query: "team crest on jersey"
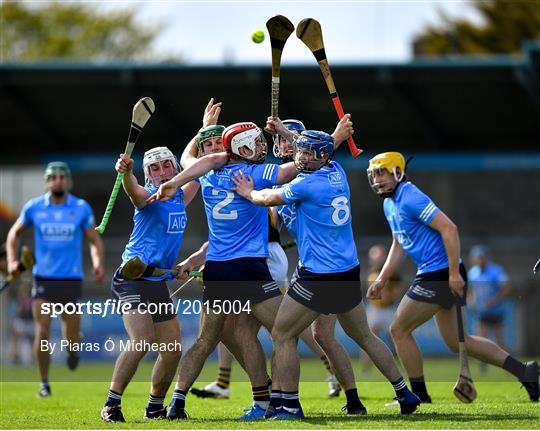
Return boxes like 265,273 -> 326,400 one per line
167,212 -> 187,234
328,171 -> 342,186
40,223 -> 76,241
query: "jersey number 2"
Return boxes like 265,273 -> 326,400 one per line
212,190 -> 238,220
331,196 -> 350,225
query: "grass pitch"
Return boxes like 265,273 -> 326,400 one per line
1,358 -> 538,429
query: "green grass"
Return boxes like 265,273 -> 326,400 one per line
1,359 -> 538,429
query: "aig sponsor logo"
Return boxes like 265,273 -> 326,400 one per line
167,212 -> 187,234
394,230 -> 413,247
40,223 -> 76,241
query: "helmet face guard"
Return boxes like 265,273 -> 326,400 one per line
44,161 -> 72,195
223,122 -> 267,164
366,152 -> 406,197
143,147 -> 180,187
293,130 -> 334,173
197,125 -> 225,155
273,119 -> 306,162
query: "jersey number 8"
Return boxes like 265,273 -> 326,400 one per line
331,196 -> 350,225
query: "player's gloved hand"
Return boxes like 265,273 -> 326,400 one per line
449,272 -> 465,298
367,280 -> 386,300
332,114 -> 354,146
202,97 -> 222,127
116,153 -> 134,174
7,260 -> 21,278
231,171 -> 254,200
93,264 -> 104,283
146,180 -> 178,204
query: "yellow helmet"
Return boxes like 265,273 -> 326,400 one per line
367,152 -> 405,175
367,152 -> 406,197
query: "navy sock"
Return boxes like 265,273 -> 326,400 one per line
147,394 -> 165,411
391,378 -> 408,398
282,390 -> 301,410
410,376 -> 428,398
502,355 -> 526,380
105,389 -> 122,407
170,389 -> 187,409
269,390 -> 283,410
345,388 -> 361,406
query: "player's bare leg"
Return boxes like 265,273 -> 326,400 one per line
145,318 -> 181,418
229,312 -> 269,387
175,311 -> 226,392
437,306 -> 538,401
311,314 -> 364,413
299,322 -> 342,396
338,303 -> 401,382
60,311 -> 82,371
191,315 -> 239,400
32,299 -> 52,396
337,302 -> 420,413
109,310 -> 156,394
271,295 -> 319,392
166,310 -> 228,419
389,296 -> 439,401
311,314 -> 356,393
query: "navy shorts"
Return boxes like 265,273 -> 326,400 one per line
32,278 -> 82,304
286,265 -> 362,315
479,313 -> 504,325
202,257 -> 281,306
111,268 -> 176,323
406,263 -> 468,310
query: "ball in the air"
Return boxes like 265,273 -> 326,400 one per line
252,30 -> 265,44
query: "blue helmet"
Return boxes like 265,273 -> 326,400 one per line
282,119 -> 306,134
273,119 -> 306,160
293,130 -> 334,172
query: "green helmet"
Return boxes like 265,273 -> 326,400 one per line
44,161 -> 71,179
197,125 -> 225,150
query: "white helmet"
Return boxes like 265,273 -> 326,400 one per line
143,146 -> 180,187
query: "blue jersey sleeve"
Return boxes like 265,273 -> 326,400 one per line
250,163 -> 279,189
402,187 -> 440,225
80,200 -> 96,230
20,200 -> 35,227
281,175 -> 308,205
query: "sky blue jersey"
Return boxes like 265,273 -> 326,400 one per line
122,184 -> 187,281
200,163 -> 278,261
20,193 -> 95,279
281,162 -> 359,274
468,262 -> 508,315
274,184 -> 297,238
383,181 -> 450,274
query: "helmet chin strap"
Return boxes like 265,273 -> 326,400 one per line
377,178 -> 406,199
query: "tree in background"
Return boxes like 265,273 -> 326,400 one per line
1,1 -> 161,62
413,0 -> 540,56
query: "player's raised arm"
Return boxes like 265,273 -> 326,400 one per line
148,152 -> 229,203
331,113 -> 354,150
181,98 -> 223,170
232,171 -> 286,207
116,153 -> 149,209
